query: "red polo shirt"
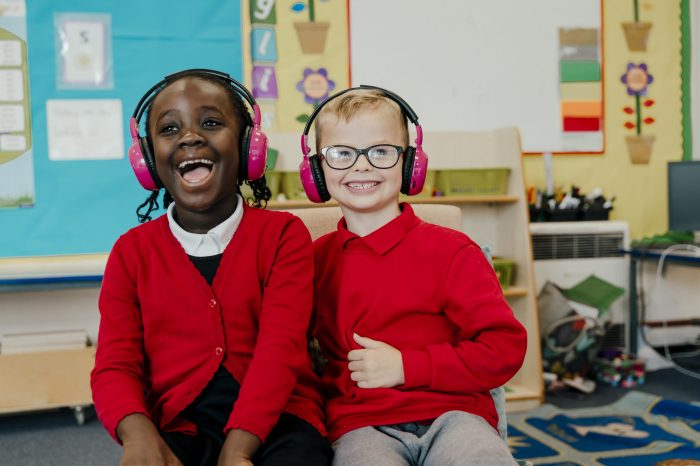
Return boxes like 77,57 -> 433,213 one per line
91,205 -> 325,443
313,204 -> 527,442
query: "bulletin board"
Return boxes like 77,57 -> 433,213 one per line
349,0 -> 604,154
0,0 -> 244,259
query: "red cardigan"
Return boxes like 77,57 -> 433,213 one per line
91,205 -> 325,442
313,204 -> 527,442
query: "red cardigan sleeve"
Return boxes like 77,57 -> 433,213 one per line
225,216 -> 315,440
90,236 -> 150,443
402,244 -> 527,392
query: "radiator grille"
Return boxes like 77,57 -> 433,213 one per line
532,232 -> 624,260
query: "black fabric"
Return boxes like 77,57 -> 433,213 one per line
239,125 -> 252,182
308,155 -> 330,202
140,136 -> 163,189
161,413 -> 332,466
188,253 -> 223,286
400,147 -> 415,195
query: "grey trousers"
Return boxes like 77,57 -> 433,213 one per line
332,411 -> 517,466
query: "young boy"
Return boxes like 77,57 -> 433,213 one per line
308,88 -> 526,465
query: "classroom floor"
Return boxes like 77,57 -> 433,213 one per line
1,352 -> 698,466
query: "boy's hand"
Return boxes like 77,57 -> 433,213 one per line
117,414 -> 183,466
348,333 -> 405,388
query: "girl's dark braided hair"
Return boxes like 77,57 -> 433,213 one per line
136,70 -> 271,223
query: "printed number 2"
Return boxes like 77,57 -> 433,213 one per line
254,0 -> 274,20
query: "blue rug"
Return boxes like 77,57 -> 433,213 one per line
507,391 -> 700,466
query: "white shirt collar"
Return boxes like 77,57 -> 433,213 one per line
167,194 -> 244,257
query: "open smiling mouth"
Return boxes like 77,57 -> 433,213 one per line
346,182 -> 379,190
178,158 -> 214,184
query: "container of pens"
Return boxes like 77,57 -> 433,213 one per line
593,347 -> 646,388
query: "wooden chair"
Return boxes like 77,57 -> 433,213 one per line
284,204 -> 462,241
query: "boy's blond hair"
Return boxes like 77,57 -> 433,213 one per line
314,89 -> 409,152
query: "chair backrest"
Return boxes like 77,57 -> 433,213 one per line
284,204 -> 463,240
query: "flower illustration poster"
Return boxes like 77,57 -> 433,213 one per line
621,63 -> 655,164
296,68 -> 336,123
244,0 -> 348,133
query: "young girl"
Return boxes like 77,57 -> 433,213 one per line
91,69 -> 332,466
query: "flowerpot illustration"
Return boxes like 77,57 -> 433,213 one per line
626,135 -> 654,164
621,22 -> 652,52
293,21 -> 330,54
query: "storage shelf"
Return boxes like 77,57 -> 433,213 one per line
504,383 -> 543,413
0,347 -> 95,415
268,195 -> 519,209
502,286 -> 528,297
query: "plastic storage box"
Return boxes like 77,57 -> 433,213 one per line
281,172 -> 308,200
400,170 -> 436,199
492,258 -> 515,289
436,168 -> 510,196
241,171 -> 280,200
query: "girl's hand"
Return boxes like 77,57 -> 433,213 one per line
217,429 -> 261,466
118,415 -> 183,466
347,333 -> 405,388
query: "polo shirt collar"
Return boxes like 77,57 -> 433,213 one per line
167,194 -> 243,257
336,203 -> 420,255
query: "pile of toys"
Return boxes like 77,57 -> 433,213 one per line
594,348 -> 646,388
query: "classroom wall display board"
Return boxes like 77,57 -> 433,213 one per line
0,2 -> 34,210
348,0 -> 604,154
0,0 -> 244,261
241,0 -> 350,134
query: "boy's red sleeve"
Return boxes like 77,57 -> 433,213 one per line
225,217 -> 314,441
90,237 -> 150,443
401,244 -> 527,393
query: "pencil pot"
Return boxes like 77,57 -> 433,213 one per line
581,205 -> 611,221
544,206 -> 581,222
492,258 -> 515,289
436,168 -> 510,196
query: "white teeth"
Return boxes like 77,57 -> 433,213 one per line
347,182 -> 378,190
177,158 -> 214,169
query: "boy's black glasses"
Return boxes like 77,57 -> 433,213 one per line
321,144 -> 404,170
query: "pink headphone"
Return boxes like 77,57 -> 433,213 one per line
128,69 -> 268,191
299,85 -> 428,203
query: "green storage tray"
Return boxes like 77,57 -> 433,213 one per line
281,172 -> 308,200
436,168 -> 510,196
492,258 -> 515,289
241,171 -> 280,200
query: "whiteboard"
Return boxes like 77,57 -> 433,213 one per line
349,0 -> 602,153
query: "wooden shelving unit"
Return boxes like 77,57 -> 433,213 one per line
0,257 -> 103,421
274,129 -> 544,413
268,194 -> 519,209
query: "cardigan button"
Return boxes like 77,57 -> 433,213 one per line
209,299 -> 217,308
215,347 -> 223,357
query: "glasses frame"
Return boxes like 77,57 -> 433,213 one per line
320,144 -> 405,170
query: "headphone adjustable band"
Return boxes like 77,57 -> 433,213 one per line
132,68 -> 260,132
300,85 -> 421,154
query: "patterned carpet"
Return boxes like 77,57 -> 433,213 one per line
508,391 -> 700,466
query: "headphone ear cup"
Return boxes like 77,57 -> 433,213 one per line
239,126 -> 252,182
246,126 -> 268,181
141,137 -> 163,189
401,147 -> 416,196
309,155 -> 330,202
299,155 -> 330,203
